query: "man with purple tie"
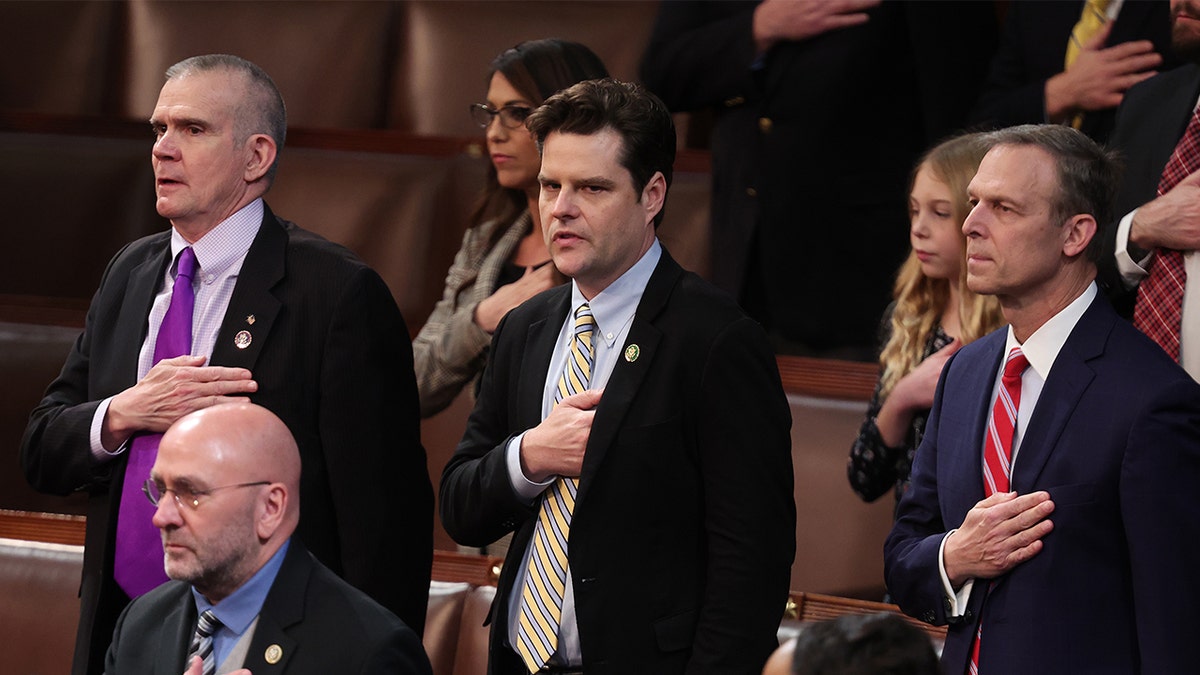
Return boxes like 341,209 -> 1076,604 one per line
21,54 -> 431,675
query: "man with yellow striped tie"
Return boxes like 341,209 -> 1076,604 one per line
440,78 -> 795,674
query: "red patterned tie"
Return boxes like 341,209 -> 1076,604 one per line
1132,106 -> 1200,361
969,347 -> 1029,674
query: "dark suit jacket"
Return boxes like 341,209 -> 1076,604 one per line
21,203 -> 432,675
969,0 -> 1176,145
640,1 -> 996,352
104,540 -> 432,675
439,249 -> 795,674
1100,63 -> 1200,313
884,293 -> 1200,673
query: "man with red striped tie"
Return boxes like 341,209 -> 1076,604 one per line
885,124 -> 1200,674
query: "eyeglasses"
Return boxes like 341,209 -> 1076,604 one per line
143,479 -> 270,510
469,103 -> 534,130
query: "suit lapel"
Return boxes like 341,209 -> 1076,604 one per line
1011,296 -> 1109,492
241,542 -> 309,673
115,239 -> 172,383
946,332 -> 1005,518
156,590 -> 197,675
576,252 -> 681,507
519,289 -> 571,432
210,205 -> 284,370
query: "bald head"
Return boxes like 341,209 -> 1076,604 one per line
152,402 -> 300,602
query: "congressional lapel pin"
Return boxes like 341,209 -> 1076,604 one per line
624,344 -> 640,363
234,330 -> 253,350
264,644 -> 283,664
246,314 -> 256,325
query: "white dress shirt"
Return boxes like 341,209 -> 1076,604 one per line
939,282 -> 1097,616
90,199 -> 263,458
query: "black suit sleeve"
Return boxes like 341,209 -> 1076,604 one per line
639,1 -> 760,112
439,308 -> 538,548
318,266 -> 432,635
688,315 -> 795,670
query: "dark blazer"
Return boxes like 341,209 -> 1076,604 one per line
440,249 -> 795,674
21,203 -> 432,675
640,1 -> 996,352
884,293 -> 1200,673
1101,63 -> 1200,313
104,540 -> 432,675
969,0 -> 1176,145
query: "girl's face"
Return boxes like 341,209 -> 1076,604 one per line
909,164 -> 965,283
484,72 -> 541,192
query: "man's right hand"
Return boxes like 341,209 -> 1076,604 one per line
1130,170 -> 1200,255
943,491 -> 1055,588
752,0 -> 880,53
1045,24 -> 1161,122
519,389 -> 603,483
103,355 -> 257,449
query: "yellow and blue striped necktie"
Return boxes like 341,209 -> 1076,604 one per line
515,303 -> 596,671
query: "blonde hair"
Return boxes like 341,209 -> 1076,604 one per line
879,133 -> 1005,398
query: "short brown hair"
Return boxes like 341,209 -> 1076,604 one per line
526,78 -> 675,227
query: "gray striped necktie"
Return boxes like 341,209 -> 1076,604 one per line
188,609 -> 222,675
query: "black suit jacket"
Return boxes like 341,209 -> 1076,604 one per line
969,0 -> 1176,145
885,294 -> 1200,672
640,1 -> 996,352
1100,63 -> 1200,313
21,203 -> 432,675
440,249 -> 795,674
104,540 -> 432,675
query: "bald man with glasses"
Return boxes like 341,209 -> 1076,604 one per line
104,403 -> 431,675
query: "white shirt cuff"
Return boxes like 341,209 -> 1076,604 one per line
1115,208 -> 1152,288
506,432 -> 555,502
938,529 -> 974,618
90,397 -> 127,461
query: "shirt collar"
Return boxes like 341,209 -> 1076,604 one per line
570,239 -> 661,348
191,538 -> 290,635
169,198 -> 263,280
1004,281 -> 1097,380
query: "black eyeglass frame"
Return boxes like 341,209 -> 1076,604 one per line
469,103 -> 534,130
143,479 -> 271,510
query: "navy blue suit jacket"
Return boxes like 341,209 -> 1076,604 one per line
885,292 -> 1200,673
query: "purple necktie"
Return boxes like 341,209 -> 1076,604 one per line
114,246 -> 197,597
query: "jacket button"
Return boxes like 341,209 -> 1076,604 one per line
758,117 -> 773,133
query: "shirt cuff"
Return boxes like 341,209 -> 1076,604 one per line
938,529 -> 974,618
90,397 -> 128,461
1115,208 -> 1152,288
506,432 -> 554,502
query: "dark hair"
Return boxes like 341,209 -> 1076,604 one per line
526,78 -> 676,227
165,54 -> 287,183
790,613 -> 941,675
978,124 -> 1122,263
471,39 -> 609,235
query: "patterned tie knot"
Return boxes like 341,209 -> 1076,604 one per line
573,303 -> 595,335
189,610 -> 222,675
1002,348 -> 1029,386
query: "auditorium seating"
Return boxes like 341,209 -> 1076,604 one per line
0,511 -> 931,675
0,0 -> 893,611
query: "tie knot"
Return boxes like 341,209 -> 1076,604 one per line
573,303 -> 595,333
1003,348 -> 1029,383
176,247 -> 198,282
195,609 -> 221,638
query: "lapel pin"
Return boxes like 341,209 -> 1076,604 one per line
234,330 -> 253,350
624,344 -> 640,362
246,314 -> 256,325
264,644 -> 283,664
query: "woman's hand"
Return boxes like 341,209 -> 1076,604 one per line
875,338 -> 960,446
474,263 -> 565,333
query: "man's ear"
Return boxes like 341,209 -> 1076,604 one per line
1062,213 -> 1096,258
243,134 -> 277,184
255,484 -> 287,540
641,171 -> 667,226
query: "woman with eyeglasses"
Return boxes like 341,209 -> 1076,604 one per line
413,39 -> 608,419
